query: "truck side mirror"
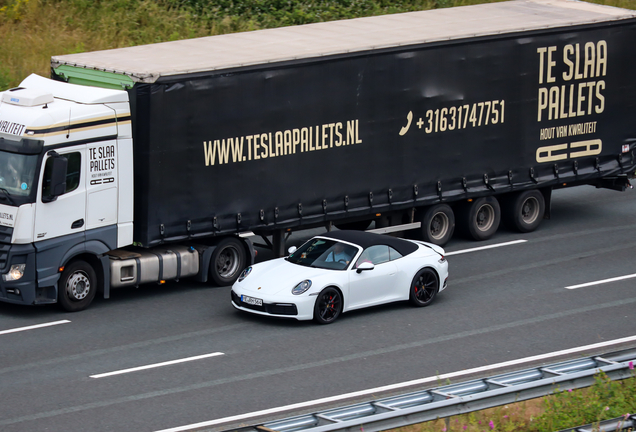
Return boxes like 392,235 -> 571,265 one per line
42,153 -> 67,203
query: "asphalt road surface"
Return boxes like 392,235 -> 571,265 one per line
1,185 -> 635,432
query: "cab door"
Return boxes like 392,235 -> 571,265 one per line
85,140 -> 118,231
34,148 -> 86,242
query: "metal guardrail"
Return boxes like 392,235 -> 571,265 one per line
557,414 -> 636,432
228,348 -> 636,432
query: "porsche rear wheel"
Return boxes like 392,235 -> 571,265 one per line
409,268 -> 439,307
313,287 -> 343,324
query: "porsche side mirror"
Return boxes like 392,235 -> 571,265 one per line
287,246 -> 297,255
356,261 -> 374,273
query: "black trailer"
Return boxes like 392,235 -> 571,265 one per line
52,0 -> 636,254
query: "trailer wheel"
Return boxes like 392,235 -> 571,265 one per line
210,237 -> 246,286
460,196 -> 501,241
417,204 -> 455,246
58,260 -> 97,312
503,190 -> 545,233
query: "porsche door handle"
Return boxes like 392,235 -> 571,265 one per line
71,218 -> 84,229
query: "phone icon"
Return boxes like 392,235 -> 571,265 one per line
399,111 -> 413,136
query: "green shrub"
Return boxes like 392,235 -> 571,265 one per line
392,371 -> 636,432
533,371 -> 636,431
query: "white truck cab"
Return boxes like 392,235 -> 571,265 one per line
0,74 -> 134,310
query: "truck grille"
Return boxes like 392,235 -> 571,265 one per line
0,226 -> 12,269
0,225 -> 13,244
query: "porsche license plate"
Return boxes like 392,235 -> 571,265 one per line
241,295 -> 263,306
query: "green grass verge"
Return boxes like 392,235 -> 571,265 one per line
393,370 -> 636,432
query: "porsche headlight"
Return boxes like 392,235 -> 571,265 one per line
292,279 -> 312,295
238,267 -> 252,282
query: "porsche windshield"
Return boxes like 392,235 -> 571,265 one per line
287,238 -> 359,270
0,150 -> 39,200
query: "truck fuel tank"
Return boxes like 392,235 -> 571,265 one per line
108,246 -> 199,289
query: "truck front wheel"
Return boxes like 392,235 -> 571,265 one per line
58,260 -> 97,312
210,237 -> 246,286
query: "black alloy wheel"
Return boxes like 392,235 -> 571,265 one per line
409,268 -> 439,307
313,287 -> 343,324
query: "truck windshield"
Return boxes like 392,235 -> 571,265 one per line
0,150 -> 39,201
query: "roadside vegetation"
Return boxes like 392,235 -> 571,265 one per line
393,370 -> 636,432
1,0 -> 634,90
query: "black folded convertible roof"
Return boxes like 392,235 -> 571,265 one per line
319,230 -> 419,256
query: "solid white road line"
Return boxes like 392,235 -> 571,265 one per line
90,352 -> 225,379
445,239 -> 527,256
565,273 -> 636,290
155,334 -> 636,432
0,320 -> 71,336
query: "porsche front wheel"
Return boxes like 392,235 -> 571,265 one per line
409,268 -> 439,307
313,287 -> 343,324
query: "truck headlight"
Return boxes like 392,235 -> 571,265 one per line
3,264 -> 26,281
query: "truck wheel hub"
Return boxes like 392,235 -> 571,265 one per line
476,205 -> 494,231
430,213 -> 449,239
521,198 -> 539,223
217,247 -> 240,278
66,272 -> 90,300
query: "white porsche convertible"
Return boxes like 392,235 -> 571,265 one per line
231,230 -> 448,324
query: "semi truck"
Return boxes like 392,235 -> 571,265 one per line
0,0 -> 635,311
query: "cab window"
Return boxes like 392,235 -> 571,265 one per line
42,152 -> 81,197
